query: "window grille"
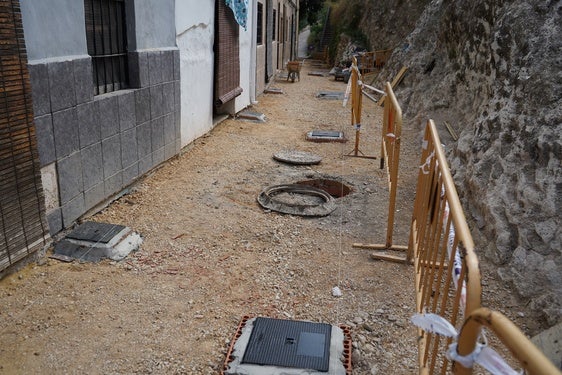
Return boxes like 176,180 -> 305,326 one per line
84,0 -> 129,95
272,9 -> 276,41
257,2 -> 263,45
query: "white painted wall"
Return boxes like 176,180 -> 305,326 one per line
235,1 -> 255,111
175,1 -> 215,147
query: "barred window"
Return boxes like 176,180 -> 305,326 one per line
257,2 -> 263,45
84,0 -> 129,95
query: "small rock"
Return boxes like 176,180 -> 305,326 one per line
387,315 -> 398,322
362,323 -> 374,332
352,349 -> 363,364
353,317 -> 363,325
364,343 -> 375,353
332,286 -> 342,297
356,334 -> 366,345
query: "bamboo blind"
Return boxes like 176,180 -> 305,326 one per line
0,0 -> 49,271
214,0 -> 243,107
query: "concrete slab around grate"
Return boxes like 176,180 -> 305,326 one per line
308,71 -> 328,77
237,111 -> 266,123
316,91 -> 345,100
306,130 -> 346,143
264,88 -> 284,94
54,221 -> 142,262
224,317 -> 347,375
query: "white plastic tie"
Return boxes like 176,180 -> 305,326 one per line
386,133 -> 396,138
447,342 -> 484,369
343,79 -> 352,107
411,313 -> 457,337
419,151 -> 435,174
412,313 -> 523,375
447,343 -> 522,375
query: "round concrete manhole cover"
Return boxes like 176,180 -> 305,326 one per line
273,150 -> 322,165
257,184 -> 336,217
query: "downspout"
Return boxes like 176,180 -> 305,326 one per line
249,0 -> 258,104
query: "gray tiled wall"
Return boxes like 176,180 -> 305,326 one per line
30,50 -> 181,234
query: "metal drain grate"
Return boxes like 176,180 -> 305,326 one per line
66,221 -> 126,243
306,130 -> 346,143
242,317 -> 331,371
316,91 -> 345,100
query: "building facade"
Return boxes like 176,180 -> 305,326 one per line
0,0 -> 299,274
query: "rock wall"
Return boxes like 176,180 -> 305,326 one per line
359,0 -> 561,326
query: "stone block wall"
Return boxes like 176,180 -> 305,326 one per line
30,49 -> 181,234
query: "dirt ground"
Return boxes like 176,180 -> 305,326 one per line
0,61 -> 539,374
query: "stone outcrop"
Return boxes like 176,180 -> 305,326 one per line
338,0 -> 561,326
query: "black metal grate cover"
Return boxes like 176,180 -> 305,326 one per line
242,317 -> 331,372
310,130 -> 343,138
66,221 -> 125,243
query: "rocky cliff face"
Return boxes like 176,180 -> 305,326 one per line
351,0 -> 561,325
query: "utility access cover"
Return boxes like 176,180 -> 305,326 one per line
306,130 -> 346,143
242,317 -> 331,371
66,221 -> 126,243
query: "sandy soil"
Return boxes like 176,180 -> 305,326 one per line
0,61 -> 538,374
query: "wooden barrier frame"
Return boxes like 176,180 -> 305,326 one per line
353,82 -> 408,259
453,308 -> 562,375
411,120 -> 481,374
346,57 -> 376,159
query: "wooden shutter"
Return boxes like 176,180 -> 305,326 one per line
0,0 -> 49,271
214,0 -> 242,107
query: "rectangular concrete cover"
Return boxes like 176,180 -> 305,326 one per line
242,317 -> 331,371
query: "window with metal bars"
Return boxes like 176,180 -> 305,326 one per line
84,0 -> 129,95
257,2 -> 263,45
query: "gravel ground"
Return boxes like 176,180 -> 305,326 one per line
0,61 -> 539,374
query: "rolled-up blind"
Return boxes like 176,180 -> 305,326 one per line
214,0 -> 243,108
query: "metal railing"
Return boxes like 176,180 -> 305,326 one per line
345,69 -> 559,374
455,308 -> 562,375
410,120 -> 482,374
353,81 -> 408,258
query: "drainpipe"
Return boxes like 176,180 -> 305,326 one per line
249,0 -> 258,104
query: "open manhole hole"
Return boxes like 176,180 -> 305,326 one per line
297,178 -> 352,198
257,184 -> 336,217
